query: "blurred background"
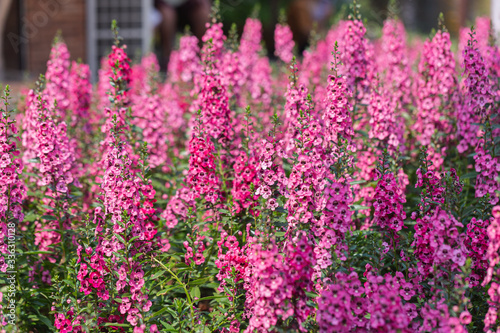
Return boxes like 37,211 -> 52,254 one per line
0,0 -> 497,84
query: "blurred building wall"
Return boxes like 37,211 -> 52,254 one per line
1,0 -> 20,80
493,0 -> 500,39
23,0 -> 86,77
399,0 -> 491,36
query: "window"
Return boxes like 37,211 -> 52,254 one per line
86,0 -> 152,80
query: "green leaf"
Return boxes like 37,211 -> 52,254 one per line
22,250 -> 54,255
114,233 -> 125,244
350,204 -> 370,211
275,207 -> 287,213
204,283 -> 220,289
149,307 -> 169,320
63,279 -> 75,288
37,314 -> 54,329
112,251 -> 126,262
151,270 -> 166,279
305,291 -> 319,298
157,286 -> 175,296
188,277 -> 210,286
195,295 -> 226,302
102,323 -> 130,327
160,322 -> 177,331
24,172 -> 40,178
41,215 -> 57,221
461,172 -> 478,179
191,286 -> 201,300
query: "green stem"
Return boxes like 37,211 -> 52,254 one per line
200,220 -> 220,276
153,258 -> 196,330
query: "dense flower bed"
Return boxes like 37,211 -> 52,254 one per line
0,5 -> 500,333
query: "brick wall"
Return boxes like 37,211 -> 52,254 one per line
24,0 -> 86,76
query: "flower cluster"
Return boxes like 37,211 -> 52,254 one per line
107,44 -> 132,105
215,230 -> 247,295
232,151 -> 259,213
78,142 -> 157,328
372,172 -> 407,239
244,235 -> 314,332
413,30 -> 456,148
483,206 -> 500,331
274,23 -> 295,63
69,62 -> 92,132
194,63 -> 233,145
317,271 -> 413,332
132,93 -> 170,170
380,19 -> 411,106
340,19 -> 370,93
239,18 -> 263,77
414,207 -> 466,279
0,90 -> 26,270
256,139 -> 288,208
201,20 -> 226,63
465,216 -> 490,283
186,136 -> 220,204
474,144 -> 500,205
160,187 -> 192,229
184,232 -> 206,265
45,41 -> 71,118
33,110 -> 79,192
322,74 -> 354,145
457,29 -> 494,153
368,86 -> 403,152
6,12 -> 500,333
312,180 -> 353,283
168,35 -> 201,83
